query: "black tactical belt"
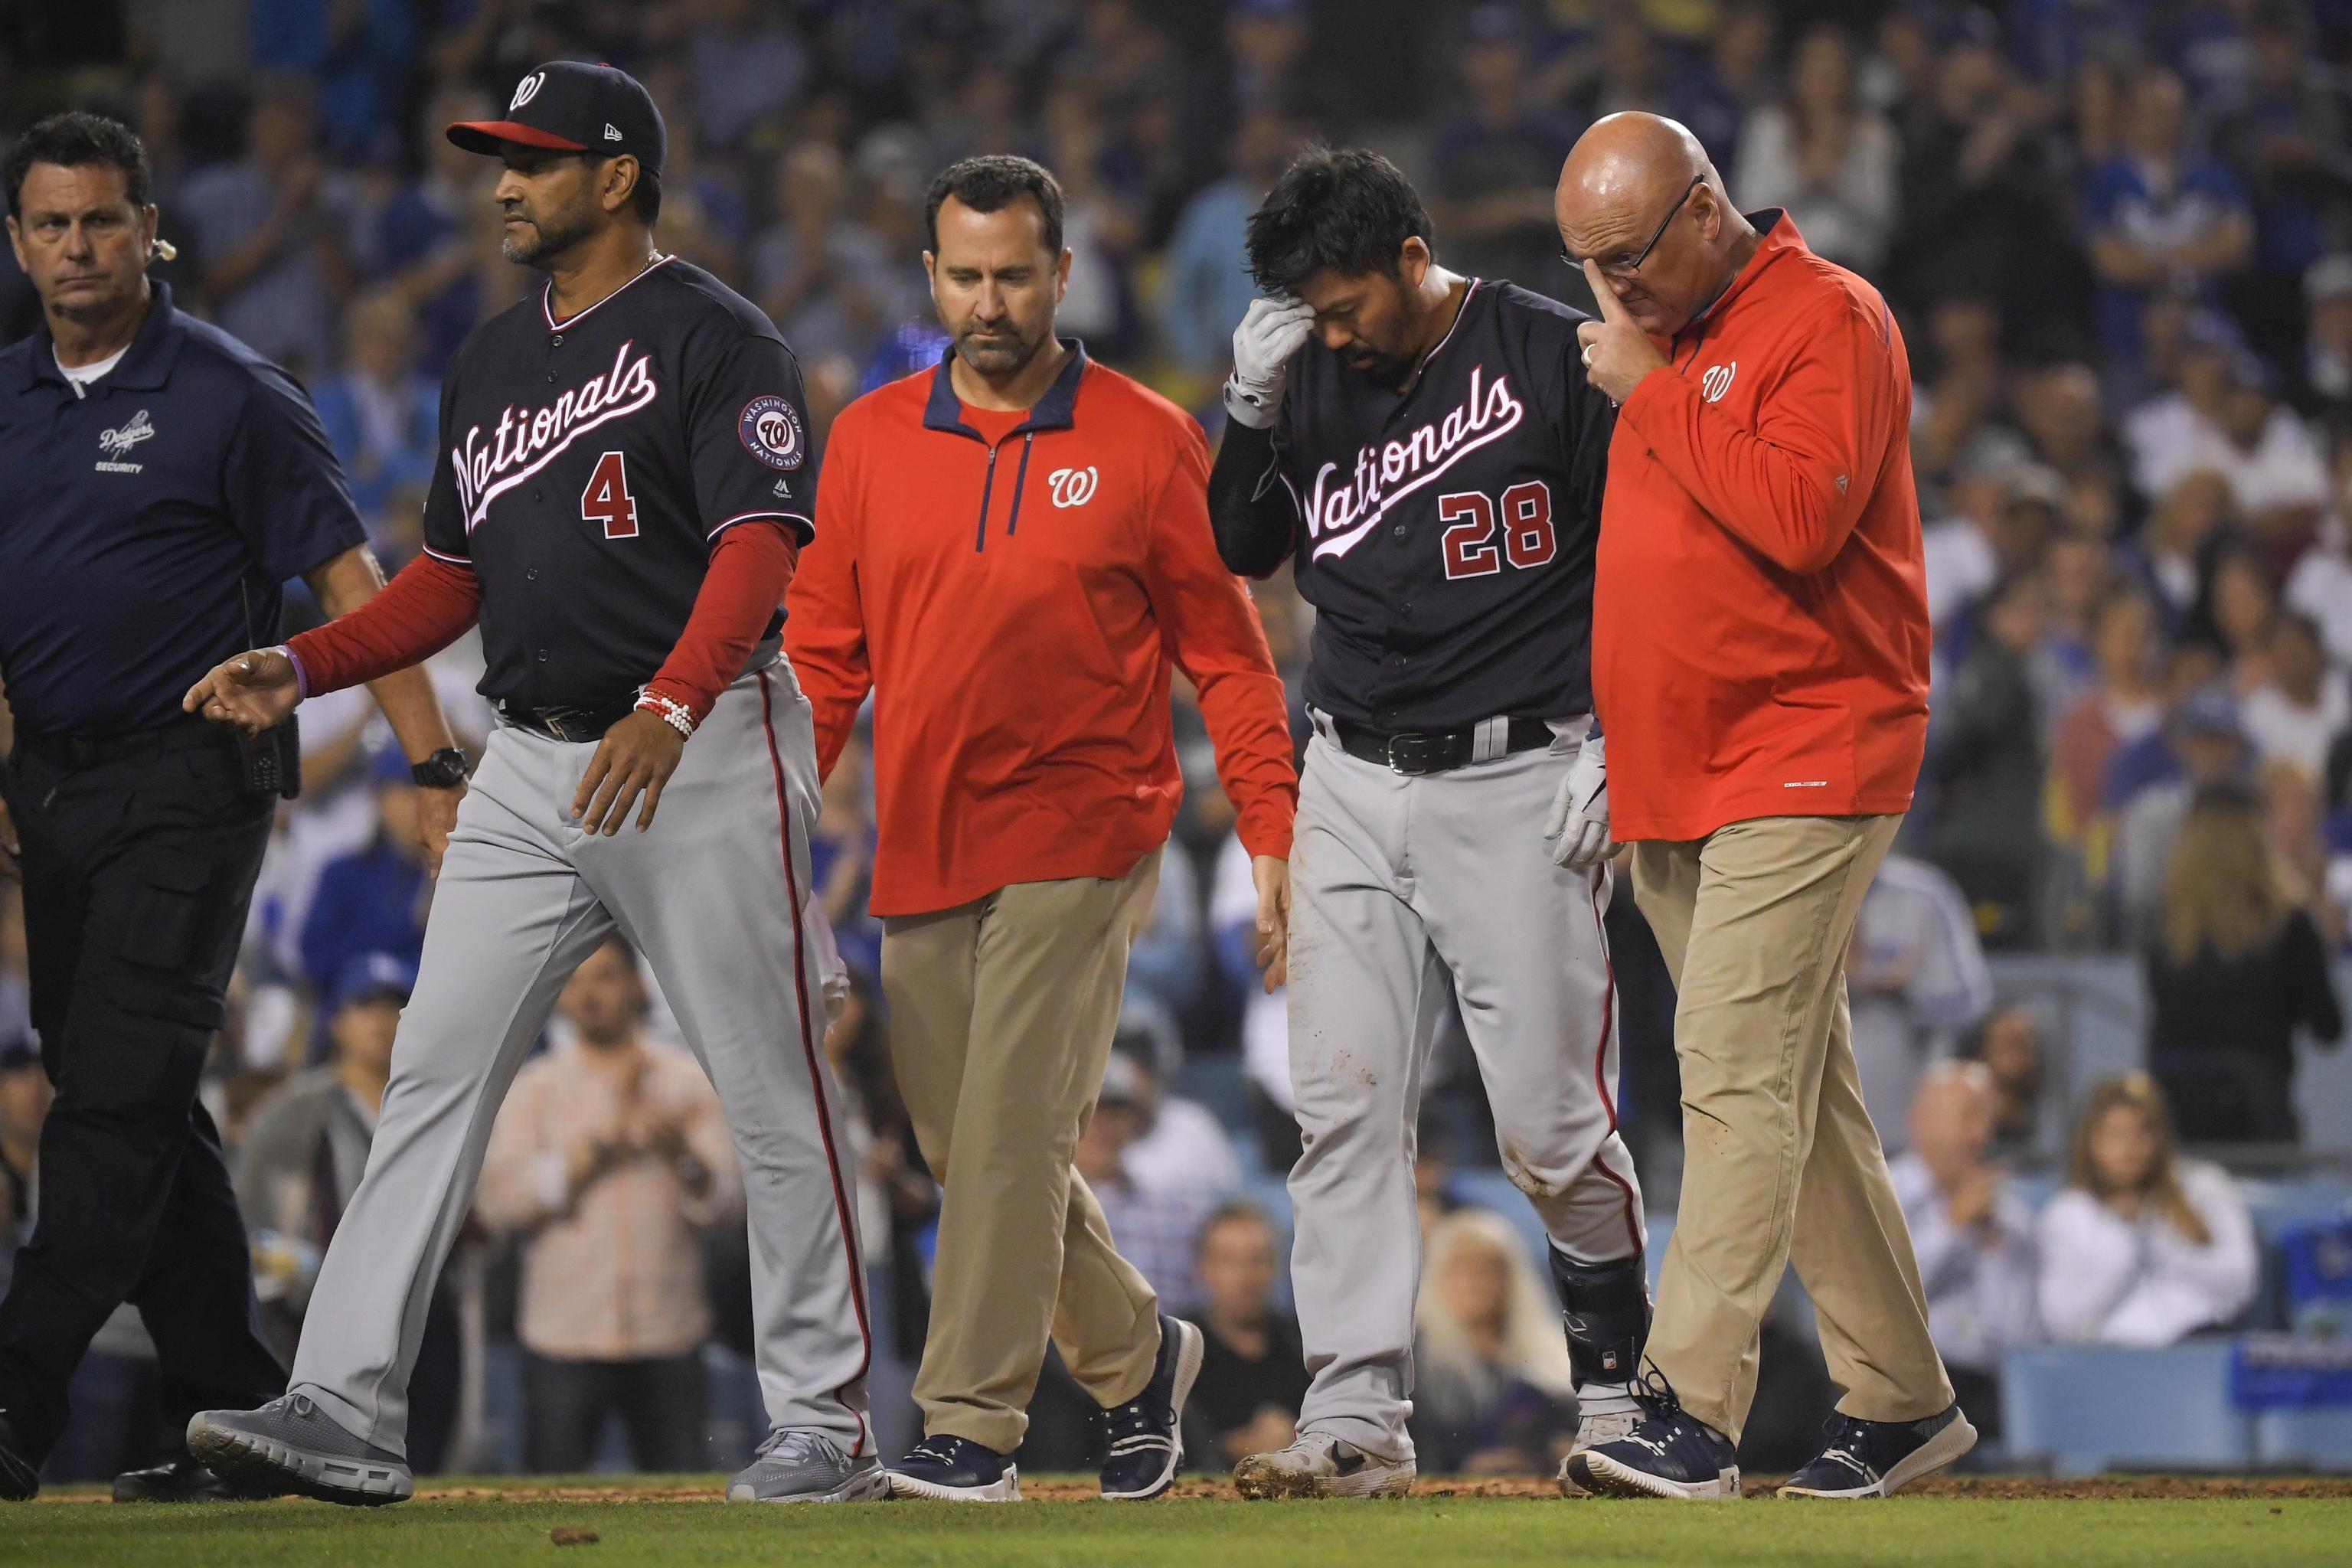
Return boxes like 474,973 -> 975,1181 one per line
498,693 -> 642,744
17,713 -> 235,770
1331,716 -> 1554,776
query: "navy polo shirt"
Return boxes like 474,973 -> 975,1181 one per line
0,282 -> 366,737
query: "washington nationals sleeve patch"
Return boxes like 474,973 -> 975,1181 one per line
739,395 -> 806,471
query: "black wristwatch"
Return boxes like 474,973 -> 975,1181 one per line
410,746 -> 471,789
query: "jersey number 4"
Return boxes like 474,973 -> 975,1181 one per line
581,451 -> 639,540
1439,482 -> 1555,580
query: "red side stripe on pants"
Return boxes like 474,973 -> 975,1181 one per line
1586,864 -> 1645,1259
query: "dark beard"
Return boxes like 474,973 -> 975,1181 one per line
953,323 -> 1046,377
504,205 -> 596,267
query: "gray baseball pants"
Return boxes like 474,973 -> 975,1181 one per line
1285,716 -> 1644,1462
286,656 -> 872,1458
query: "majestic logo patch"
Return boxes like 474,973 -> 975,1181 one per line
604,122 -> 622,142
510,72 -> 545,110
738,396 -> 804,471
1700,361 -> 1737,403
98,407 -> 155,458
1298,364 -> 1525,561
452,339 -> 658,530
1048,466 -> 1098,508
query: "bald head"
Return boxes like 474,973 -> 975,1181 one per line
1910,1060 -> 1996,1184
1556,113 -> 1754,338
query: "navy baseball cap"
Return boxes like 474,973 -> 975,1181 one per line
449,60 -> 666,180
328,952 -> 419,1015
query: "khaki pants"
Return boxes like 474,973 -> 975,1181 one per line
1632,815 -> 1952,1443
880,851 -> 1163,1453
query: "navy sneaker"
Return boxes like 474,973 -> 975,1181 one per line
114,1452 -> 282,1503
1097,1315 -> 1204,1501
885,1434 -> 1020,1501
0,1410 -> 38,1501
1779,1403 -> 1977,1498
1563,1374 -> 1741,1500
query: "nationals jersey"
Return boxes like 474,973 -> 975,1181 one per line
1269,279 -> 1615,731
421,254 -> 812,710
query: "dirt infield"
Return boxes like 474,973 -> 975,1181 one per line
330,1474 -> 2352,1505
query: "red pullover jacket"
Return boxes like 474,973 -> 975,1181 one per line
787,345 -> 1296,916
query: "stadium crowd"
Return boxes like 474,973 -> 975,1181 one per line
2,0 -> 2350,1480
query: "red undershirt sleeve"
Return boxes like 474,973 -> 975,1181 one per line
283,552 -> 482,698
636,519 -> 802,730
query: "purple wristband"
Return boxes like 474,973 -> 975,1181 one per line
275,644 -> 311,701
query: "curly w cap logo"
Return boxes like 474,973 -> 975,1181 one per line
1048,466 -> 1098,508
509,72 -> 545,111
98,407 -> 155,457
1700,361 -> 1738,403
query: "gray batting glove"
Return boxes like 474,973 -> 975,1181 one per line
1544,733 -> 1612,870
1223,295 -> 1315,430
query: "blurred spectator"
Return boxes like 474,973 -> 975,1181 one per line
1181,1200 -> 1308,1471
1928,569 -> 2050,946
2081,67 -> 2254,367
809,731 -> 880,984
1430,6 -> 1584,292
1959,1006 -> 2051,1155
178,77 -> 357,381
2034,523 -> 2114,724
2211,8 -> 2346,363
477,936 -> 741,1475
2130,469 -> 2236,624
1847,853 -> 1994,1145
0,1039 -> 47,1294
1074,1051 -> 1210,1312
312,289 -> 437,544
1889,1062 -> 2040,1442
2283,482 -> 2352,669
1893,32 -> 2081,350
2037,1073 -> 2259,1344
248,0 -> 415,165
1733,24 -> 1899,273
1922,460 -> 2056,633
2146,782 -> 2344,1143
2290,254 -> 2352,423
2145,356 -> 2330,543
1410,1208 -> 1578,1477
1156,106 -> 1301,385
234,953 -> 461,1470
1112,1017 -> 1243,1203
2243,611 -> 2350,775
373,86 -> 495,376
820,966 -> 935,1383
2109,683 -> 2253,941
750,142 -> 904,364
1125,847 -> 1207,1024
297,747 -> 432,1011
2183,541 -> 2282,696
1668,2 -> 1777,168
688,0 -> 810,152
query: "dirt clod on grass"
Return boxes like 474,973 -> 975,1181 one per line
548,1525 -> 600,1544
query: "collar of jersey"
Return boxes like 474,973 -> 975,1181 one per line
922,338 -> 1089,441
1674,208 -> 1797,342
541,253 -> 678,332
21,278 -> 185,394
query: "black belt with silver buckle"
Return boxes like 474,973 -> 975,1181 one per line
1331,717 -> 1554,776
498,694 -> 641,743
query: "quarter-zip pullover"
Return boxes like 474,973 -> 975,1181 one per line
787,342 -> 1297,916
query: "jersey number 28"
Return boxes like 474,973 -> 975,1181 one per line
581,451 -> 640,540
1439,482 -> 1555,580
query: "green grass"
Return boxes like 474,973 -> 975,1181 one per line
8,1481 -> 2350,1568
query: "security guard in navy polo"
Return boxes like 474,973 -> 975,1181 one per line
0,113 -> 463,1503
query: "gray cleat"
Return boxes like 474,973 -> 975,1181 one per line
727,1429 -> 890,1503
187,1393 -> 413,1507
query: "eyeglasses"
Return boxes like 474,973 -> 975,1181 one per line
1563,173 -> 1705,281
